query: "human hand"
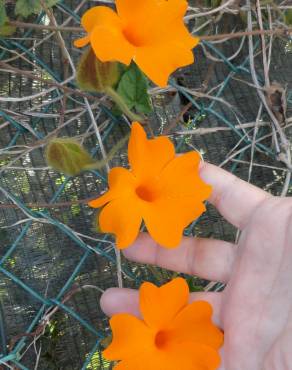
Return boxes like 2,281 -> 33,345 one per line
100,163 -> 292,370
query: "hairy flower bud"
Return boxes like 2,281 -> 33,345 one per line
76,47 -> 120,93
46,138 -> 96,176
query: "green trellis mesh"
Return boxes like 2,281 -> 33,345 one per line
0,1 -> 292,369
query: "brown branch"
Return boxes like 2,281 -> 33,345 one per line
0,196 -> 97,209
0,61 -> 96,101
201,27 -> 292,41
8,20 -> 292,40
8,284 -> 82,352
9,20 -> 82,32
163,102 -> 193,135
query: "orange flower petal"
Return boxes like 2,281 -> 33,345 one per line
103,314 -> 153,361
159,151 -> 212,198
144,0 -> 196,47
104,279 -> 223,370
112,359 -> 134,370
116,0 -> 198,86
115,0 -> 181,37
141,196 -> 206,248
116,0 -> 192,47
99,196 -> 142,248
112,355 -> 153,370
77,1 -> 199,86
117,0 -> 187,19
154,0 -> 199,49
140,278 -> 188,330
136,152 -> 211,247
90,25 -> 134,65
128,122 -> 175,181
169,301 -> 224,350
88,192 -> 113,209
74,35 -> 90,48
135,42 -> 195,87
161,0 -> 188,19
113,342 -> 221,370
80,6 -> 121,33
115,0 -> 161,24
171,24 -> 200,51
88,167 -> 136,208
76,6 -> 134,64
108,168 -> 135,188
164,342 -> 222,370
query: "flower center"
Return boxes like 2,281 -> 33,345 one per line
123,27 -> 145,47
136,184 -> 158,202
155,330 -> 170,349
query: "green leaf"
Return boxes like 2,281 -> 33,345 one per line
15,0 -> 59,18
285,9 -> 292,26
0,1 -> 16,38
211,0 -> 221,7
0,0 -> 7,27
0,23 -> 16,36
116,62 -> 152,114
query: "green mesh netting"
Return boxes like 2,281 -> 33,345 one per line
0,1 -> 292,369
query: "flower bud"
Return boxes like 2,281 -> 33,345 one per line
76,47 -> 120,93
46,138 -> 96,176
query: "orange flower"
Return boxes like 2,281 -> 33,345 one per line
103,278 -> 223,370
88,122 -> 212,249
74,0 -> 199,87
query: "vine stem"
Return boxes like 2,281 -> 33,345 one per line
104,87 -> 143,123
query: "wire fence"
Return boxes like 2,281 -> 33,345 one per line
0,0 -> 292,368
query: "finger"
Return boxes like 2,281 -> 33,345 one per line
200,162 -> 271,229
100,288 -> 222,326
124,233 -> 236,283
101,288 -> 140,317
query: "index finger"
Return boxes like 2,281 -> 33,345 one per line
200,163 -> 271,229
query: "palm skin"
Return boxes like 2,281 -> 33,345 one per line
101,163 -> 292,370
220,196 -> 292,370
